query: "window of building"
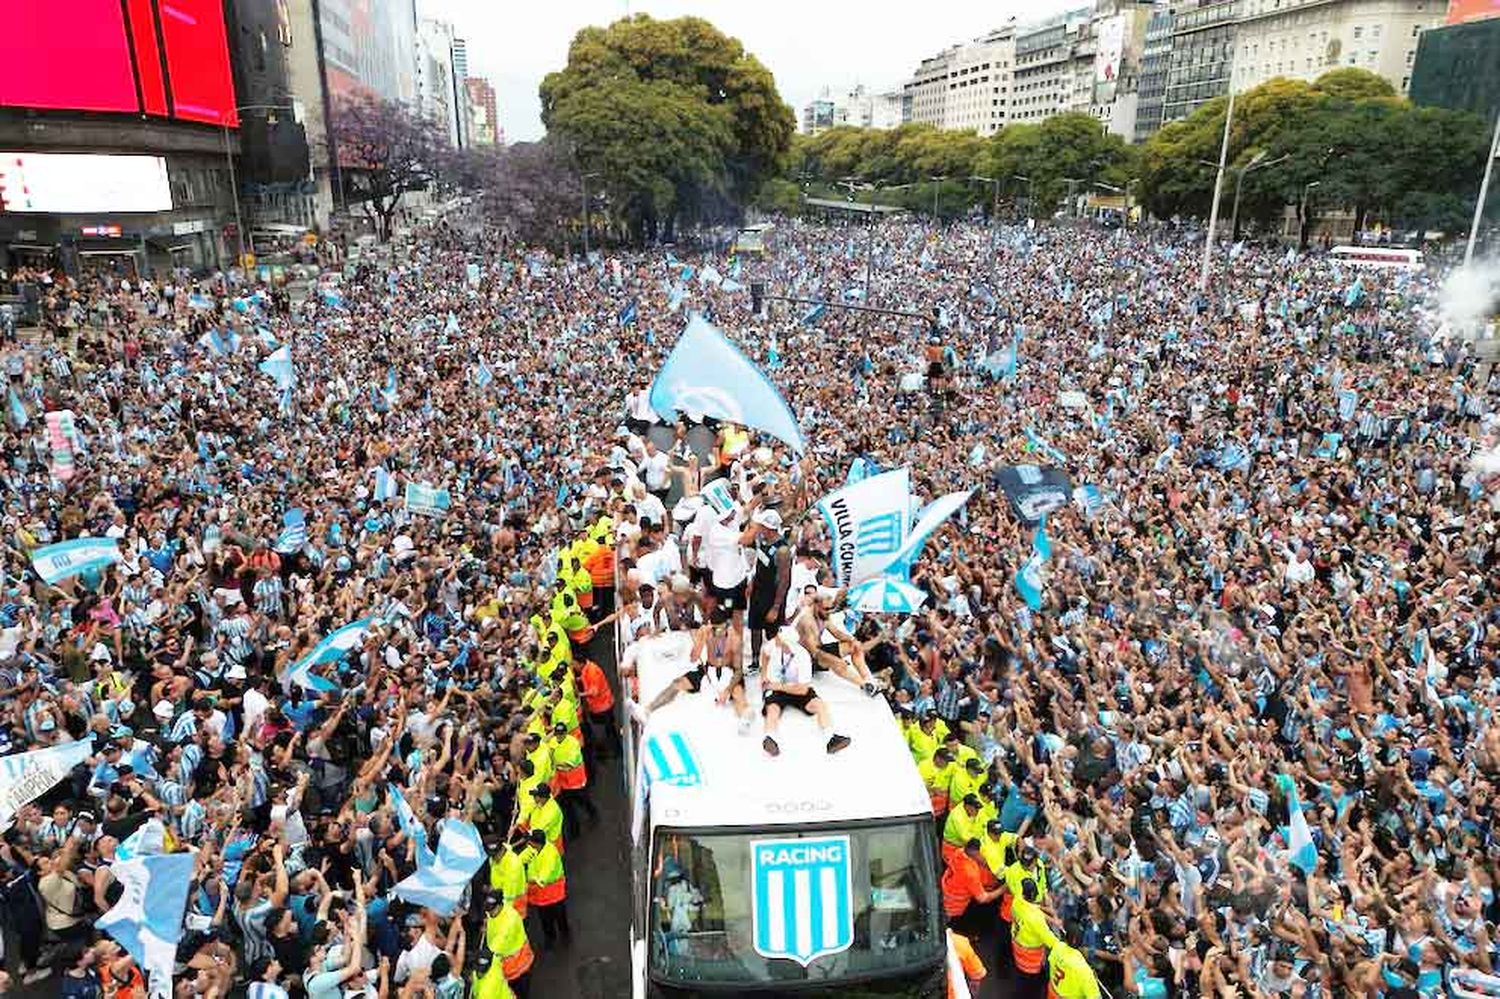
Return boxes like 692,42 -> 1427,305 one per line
1405,48 -> 1415,63
1368,49 -> 1377,62
1352,25 -> 1363,38
1372,23 -> 1382,37
1412,24 -> 1421,35
1401,75 -> 1409,89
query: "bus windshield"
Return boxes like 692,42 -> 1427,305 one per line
648,820 -> 943,989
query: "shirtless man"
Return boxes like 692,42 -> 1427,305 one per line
646,607 -> 752,734
793,590 -> 880,695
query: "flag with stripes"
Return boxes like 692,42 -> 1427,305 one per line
474,360 -> 494,389
618,298 -> 639,327
372,466 -> 398,502
98,852 -> 195,999
801,302 -> 826,326
751,835 -> 854,966
641,731 -> 702,788
273,509 -> 307,554
6,386 -> 26,429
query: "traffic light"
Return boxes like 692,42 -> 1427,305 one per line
750,281 -> 766,316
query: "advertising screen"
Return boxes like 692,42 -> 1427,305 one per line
0,0 -> 237,126
0,0 -> 138,113
0,153 -> 174,214
159,0 -> 239,125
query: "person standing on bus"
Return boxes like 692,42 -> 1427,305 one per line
760,625 -> 851,757
743,506 -> 792,667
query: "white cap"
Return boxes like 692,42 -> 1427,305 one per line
751,508 -> 783,532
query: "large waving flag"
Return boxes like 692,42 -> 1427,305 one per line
618,298 -> 639,327
282,618 -> 376,693
405,482 -> 451,517
257,345 -> 295,389
99,852 -> 196,999
1032,515 -> 1053,563
0,740 -> 94,830
273,509 -> 308,555
31,537 -> 122,586
649,314 -> 805,453
1014,553 -> 1045,611
391,818 -> 487,915
6,386 -> 26,429
391,786 -> 436,868
372,466 -> 398,502
815,467 -> 912,587
873,488 -> 975,580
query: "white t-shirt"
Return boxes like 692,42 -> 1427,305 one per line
703,518 -> 748,589
242,688 -> 271,735
635,491 -> 667,526
785,561 -> 819,619
636,539 -> 683,586
394,933 -> 443,983
640,450 -> 671,491
627,390 -> 657,423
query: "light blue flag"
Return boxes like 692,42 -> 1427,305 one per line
846,456 -> 872,485
283,618 -> 376,693
649,314 -> 805,453
258,345 -> 295,389
1216,441 -> 1251,473
1285,786 -> 1319,873
0,739 -> 94,828
699,265 -> 722,287
1338,389 -> 1358,421
801,302 -> 826,326
1313,432 -> 1342,458
6,386 -> 26,429
1344,278 -> 1365,308
1014,552 -> 1045,611
199,329 -> 228,357
680,264 -> 695,282
667,285 -> 688,313
1023,426 -> 1068,466
874,489 -> 975,580
1153,445 -> 1176,472
720,278 -> 745,293
255,325 -> 278,347
618,299 -> 639,327
98,851 -> 196,998
1072,484 -> 1105,520
274,509 -> 307,555
405,482 -> 451,517
1033,515 -> 1052,563
114,818 -> 168,860
391,786 -> 436,869
372,466 -> 398,502
391,818 -> 486,915
30,537 -> 122,586
445,311 -> 461,335
474,360 -> 495,390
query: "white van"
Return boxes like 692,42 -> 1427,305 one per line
627,632 -> 945,998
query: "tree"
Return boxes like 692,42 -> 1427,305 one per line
482,139 -> 584,251
540,15 -> 795,243
1312,68 -> 1396,101
434,145 -> 502,194
331,94 -> 446,242
981,113 -> 1136,218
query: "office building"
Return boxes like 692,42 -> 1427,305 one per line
801,86 -> 904,135
416,18 -> 463,147
1231,0 -> 1443,94
1135,6 -> 1175,140
901,28 -> 1018,135
1011,10 -> 1092,123
1161,0 -> 1237,124
466,78 -> 500,146
450,36 -> 470,147
0,0 -> 245,274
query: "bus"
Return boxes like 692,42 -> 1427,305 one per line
1329,245 -> 1425,270
627,632 -> 945,999
732,223 -> 774,256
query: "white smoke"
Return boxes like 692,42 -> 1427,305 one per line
1436,258 -> 1500,338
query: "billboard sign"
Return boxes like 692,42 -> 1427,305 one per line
0,154 -> 174,214
1447,0 -> 1500,21
1095,14 -> 1126,91
0,0 -> 237,126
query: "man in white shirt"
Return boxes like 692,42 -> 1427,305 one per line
394,913 -> 444,983
625,387 -> 658,433
701,505 -> 750,622
1284,545 -> 1315,587
759,626 -> 851,757
640,438 -> 673,502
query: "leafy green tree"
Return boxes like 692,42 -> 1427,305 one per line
1312,68 -> 1396,100
540,15 -> 794,243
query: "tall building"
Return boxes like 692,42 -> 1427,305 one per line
319,0 -> 418,104
901,28 -> 1018,135
465,77 -> 499,146
1231,0 -> 1442,94
450,36 -> 469,147
1135,7 -> 1175,140
0,0 -> 244,274
1162,0 -> 1238,125
1011,10 -> 1092,123
800,85 -> 905,134
416,19 -> 462,147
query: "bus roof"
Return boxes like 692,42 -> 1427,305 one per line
632,633 -> 931,833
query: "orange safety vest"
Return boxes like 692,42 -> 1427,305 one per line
502,940 -> 534,981
556,762 -> 586,791
580,660 -> 614,715
528,875 -> 566,906
583,545 -> 615,588
1014,940 -> 1047,975
941,853 -> 984,918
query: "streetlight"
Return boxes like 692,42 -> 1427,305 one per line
1061,177 -> 1083,219
929,176 -> 947,222
969,175 -> 1002,294
1012,174 -> 1034,220
222,103 -> 297,267
838,178 -> 879,301
1465,111 -> 1500,267
580,170 -> 601,257
1199,88 -> 1236,293
1229,151 -> 1289,241
1299,181 -> 1322,249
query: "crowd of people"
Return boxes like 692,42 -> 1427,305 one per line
0,207 -> 1497,999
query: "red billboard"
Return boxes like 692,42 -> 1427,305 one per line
1447,0 -> 1500,21
0,0 -> 238,126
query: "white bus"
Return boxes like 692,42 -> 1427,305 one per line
1329,244 -> 1424,270
626,632 -> 945,999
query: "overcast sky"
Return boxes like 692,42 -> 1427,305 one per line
418,0 -> 1080,143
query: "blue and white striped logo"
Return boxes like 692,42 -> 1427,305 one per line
642,732 -> 702,788
751,835 -> 853,966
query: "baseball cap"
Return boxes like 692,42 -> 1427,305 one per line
752,508 -> 783,532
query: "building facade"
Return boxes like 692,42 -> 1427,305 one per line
1162,0 -> 1238,125
800,86 -> 905,135
416,19 -> 462,148
1409,14 -> 1500,123
465,77 -> 500,146
901,28 -> 1018,135
450,36 -> 469,148
1136,7 -> 1176,140
1011,11 -> 1093,123
1231,0 -> 1443,94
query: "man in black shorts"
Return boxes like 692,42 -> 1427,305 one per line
760,626 -> 851,757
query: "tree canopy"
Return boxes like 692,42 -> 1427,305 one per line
539,15 -> 795,243
331,94 -> 445,242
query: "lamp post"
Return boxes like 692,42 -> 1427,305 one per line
222,103 -> 296,267
1465,111 -> 1500,267
580,170 -> 601,257
1199,87 -> 1236,293
1229,151 -> 1288,242
929,176 -> 947,223
969,174 -> 1002,294
838,178 -> 879,302
1012,174 -> 1033,220
1300,180 -> 1322,249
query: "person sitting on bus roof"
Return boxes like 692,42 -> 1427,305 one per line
644,608 -> 750,734
760,625 -> 851,757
